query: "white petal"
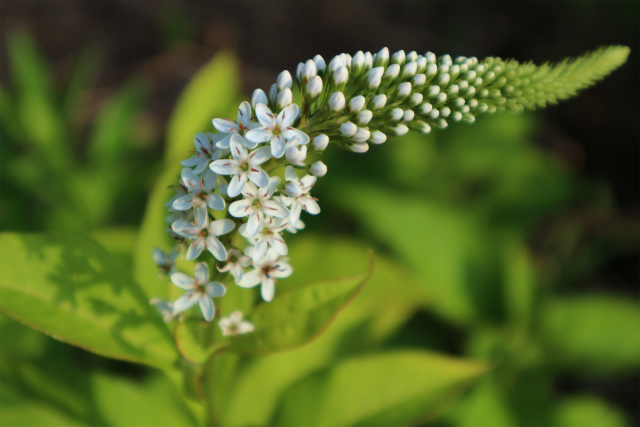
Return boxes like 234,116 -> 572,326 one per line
228,199 -> 252,218
237,322 -> 255,334
180,155 -> 201,168
181,168 -> 203,192
237,269 -> 262,288
170,272 -> 195,290
194,203 -> 208,228
206,236 -> 228,261
186,238 -> 206,260
237,101 -> 252,125
173,293 -> 199,313
249,146 -> 272,166
245,128 -> 272,144
289,203 -> 302,227
252,239 -> 268,262
209,218 -> 236,236
278,104 -> 299,128
246,211 -> 264,238
206,193 -> 225,211
255,103 -> 276,127
212,118 -> 237,134
302,197 -> 321,214
171,220 -> 200,238
172,194 -> 196,211
229,311 -> 243,323
270,135 -> 286,158
247,167 -> 269,188
198,296 -> 215,321
261,278 -> 276,302
206,282 -> 227,298
262,200 -> 289,219
283,128 -> 310,144
271,235 -> 288,256
210,158 -> 239,175
194,262 -> 209,284
227,172 -> 248,198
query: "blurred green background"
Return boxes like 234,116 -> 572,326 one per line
1,2 -> 638,426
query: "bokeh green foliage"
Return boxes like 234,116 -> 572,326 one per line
0,32 -> 637,427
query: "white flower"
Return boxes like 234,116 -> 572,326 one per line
281,167 -> 320,227
228,177 -> 289,238
152,246 -> 180,276
212,101 -> 259,149
150,298 -> 176,323
241,216 -> 288,262
180,133 -> 222,185
245,103 -> 309,158
171,218 -> 235,261
171,263 -> 226,321
172,168 -> 225,228
238,253 -> 293,302
218,311 -> 254,336
217,248 -> 251,282
209,134 -> 272,198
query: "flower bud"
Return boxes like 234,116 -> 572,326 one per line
306,76 -> 323,99
429,109 -> 440,119
389,108 -> 403,121
468,99 -> 479,109
328,56 -> 343,73
416,57 -> 427,73
384,64 -> 400,80
364,51 -> 373,69
425,51 -> 436,64
440,54 -> 452,65
308,161 -> 327,177
438,73 -> 450,86
251,89 -> 268,111
312,134 -> 329,151
412,120 -> 431,134
402,109 -> 415,122
391,50 -> 406,65
448,84 -> 459,96
370,94 -> 387,110
277,87 -> 293,110
426,63 -> 438,77
391,124 -> 409,136
462,113 -> 476,123
367,67 -> 384,89
302,59 -> 317,81
284,181 -> 303,198
458,80 -> 469,91
356,109 -> 373,125
419,102 -> 433,115
395,82 -> 412,99
328,92 -> 346,111
402,61 -> 418,78
413,73 -> 426,87
340,122 -> 358,137
369,130 -> 387,144
348,95 -> 366,113
285,144 -> 307,165
407,51 -> 418,62
277,70 -> 292,90
350,142 -> 369,153
351,51 -> 365,73
410,92 -> 423,106
440,107 -> 451,118
428,85 -> 440,97
268,83 -> 278,104
435,92 -> 447,104
333,66 -> 349,86
295,62 -> 304,80
352,127 -> 370,143
374,47 -> 390,67
434,118 -> 448,129
313,55 -> 326,74
451,111 -> 463,122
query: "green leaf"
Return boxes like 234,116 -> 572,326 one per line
542,294 -> 640,375
219,238 -> 423,427
227,253 -> 375,356
87,226 -> 137,272
0,233 -> 180,369
554,395 -> 627,427
452,376 -> 517,427
165,51 -> 240,162
331,183 -> 500,325
273,351 -> 488,427
502,239 -> 537,330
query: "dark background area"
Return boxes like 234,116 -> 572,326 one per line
1,1 -> 638,425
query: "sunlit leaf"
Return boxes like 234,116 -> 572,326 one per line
273,350 -> 488,427
542,294 -> 640,375
554,395 -> 626,427
227,253 -> 374,356
0,233 -> 180,369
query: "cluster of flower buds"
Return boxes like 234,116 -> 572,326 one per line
151,47 -> 573,326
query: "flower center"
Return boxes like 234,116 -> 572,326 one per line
272,124 -> 281,136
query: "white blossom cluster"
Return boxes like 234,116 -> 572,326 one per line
151,47 -> 516,326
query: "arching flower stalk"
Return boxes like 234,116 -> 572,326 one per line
151,46 -> 629,324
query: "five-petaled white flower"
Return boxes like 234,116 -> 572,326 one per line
212,101 -> 260,149
245,103 -> 309,158
152,246 -> 180,276
171,263 -> 226,321
238,252 -> 293,302
280,166 -> 321,227
180,133 -> 223,189
209,134 -> 272,198
240,216 -> 288,263
228,177 -> 289,238
172,168 -> 225,228
217,248 -> 251,282
218,311 -> 255,336
172,218 -> 235,261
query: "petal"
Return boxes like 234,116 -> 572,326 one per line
264,176 -> 281,197
181,168 -> 202,192
237,269 -> 262,288
194,133 -> 210,151
247,167 -> 270,188
237,101 -> 252,125
227,172 -> 248,198
212,118 -> 238,134
248,146 -> 273,166
206,282 -> 227,298
180,155 -> 201,168
262,200 -> 289,219
244,128 -> 272,144
215,133 -> 232,149
206,193 -> 225,211
273,261 -> 293,278
192,158 -> 209,175
171,220 -> 200,238
242,135 -> 259,149
203,169 -> 218,190
198,296 -> 215,321
271,235 -> 288,256
170,272 -> 195,290
206,236 -> 228,261
252,239 -> 268,263
278,104 -> 299,128
194,262 -> 209,284
173,292 -> 199,313
302,197 -> 321,214
152,247 -> 165,265
255,103 -> 276,127
209,158 -> 239,175
171,194 -> 195,211
209,218 -> 236,236
228,199 -> 252,218
289,203 -> 302,227
194,203 -> 208,229
261,278 -> 276,302
283,128 -> 310,145
270,135 -> 286,158
230,311 -> 243,323
230,134 -> 248,162
245,211 -> 264,238
237,322 -> 255,334
186,238 -> 206,260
